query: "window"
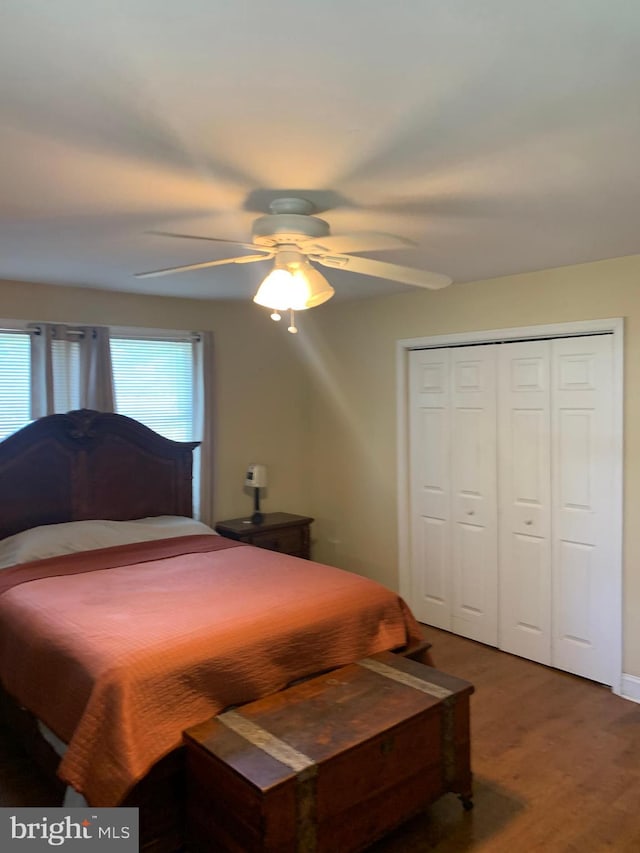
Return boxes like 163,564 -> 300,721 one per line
0,331 -> 31,441
110,337 -> 197,442
0,324 -> 202,444
51,336 -> 81,414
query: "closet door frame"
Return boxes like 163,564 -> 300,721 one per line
397,317 -> 623,695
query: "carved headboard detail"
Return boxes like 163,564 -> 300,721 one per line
0,410 -> 199,540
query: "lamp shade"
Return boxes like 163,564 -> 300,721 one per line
292,264 -> 335,308
253,259 -> 335,311
245,464 -> 267,488
253,268 -> 300,311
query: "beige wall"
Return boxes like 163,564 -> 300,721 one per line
0,279 -> 313,524
302,254 -> 640,677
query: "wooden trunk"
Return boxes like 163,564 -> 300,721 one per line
184,652 -> 474,852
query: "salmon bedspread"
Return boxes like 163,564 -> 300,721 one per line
0,535 -> 422,806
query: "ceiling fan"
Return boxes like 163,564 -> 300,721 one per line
136,197 -> 452,333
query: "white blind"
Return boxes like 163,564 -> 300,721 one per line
52,337 -> 81,413
0,332 -> 31,440
110,337 -> 195,441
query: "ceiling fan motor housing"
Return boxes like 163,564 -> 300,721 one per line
252,198 -> 330,247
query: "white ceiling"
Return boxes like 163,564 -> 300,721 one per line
1,0 -> 639,302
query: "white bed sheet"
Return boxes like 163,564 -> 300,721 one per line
0,516 -> 216,569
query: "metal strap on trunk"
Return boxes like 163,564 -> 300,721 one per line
217,709 -> 318,852
358,657 -> 453,699
218,709 -> 315,772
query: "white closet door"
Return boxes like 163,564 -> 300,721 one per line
551,334 -> 614,683
450,346 -> 499,645
408,349 -> 452,629
498,341 -> 552,664
407,332 -> 617,685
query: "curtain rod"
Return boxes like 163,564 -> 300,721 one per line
110,332 -> 201,342
0,326 -> 86,337
1,326 -> 201,342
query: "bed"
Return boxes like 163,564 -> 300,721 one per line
0,409 -> 428,852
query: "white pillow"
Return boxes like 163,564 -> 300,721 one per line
0,516 -> 217,570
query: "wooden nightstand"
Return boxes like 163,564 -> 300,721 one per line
214,512 -> 314,559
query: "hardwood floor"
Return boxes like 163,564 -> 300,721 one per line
1,627 -> 639,851
371,627 -> 640,853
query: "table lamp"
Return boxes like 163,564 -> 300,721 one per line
245,464 -> 267,524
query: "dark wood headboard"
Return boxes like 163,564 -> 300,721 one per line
0,410 -> 199,540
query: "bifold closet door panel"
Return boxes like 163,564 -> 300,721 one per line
450,346 -> 499,646
551,334 -> 614,684
409,348 -> 453,629
497,340 -> 552,665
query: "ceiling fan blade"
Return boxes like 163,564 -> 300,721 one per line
135,253 -> 272,279
146,230 -> 271,254
311,254 -> 452,290
298,231 -> 415,255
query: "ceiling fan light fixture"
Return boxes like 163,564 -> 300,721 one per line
253,258 -> 335,316
253,268 -> 298,311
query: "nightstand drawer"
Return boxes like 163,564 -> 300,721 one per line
250,526 -> 305,555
